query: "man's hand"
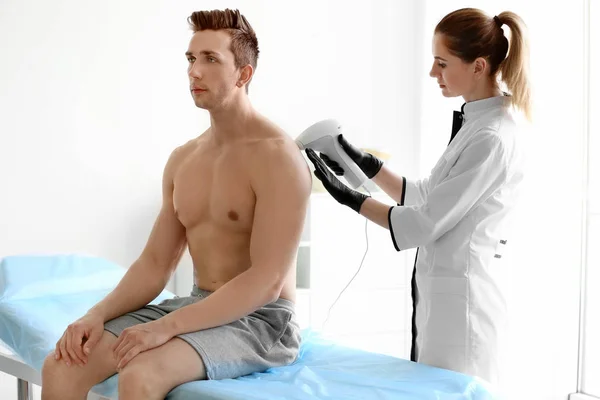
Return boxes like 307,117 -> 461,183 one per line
112,320 -> 173,370
54,313 -> 105,367
319,134 -> 383,179
306,148 -> 369,213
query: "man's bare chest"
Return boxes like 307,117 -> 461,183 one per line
172,147 -> 255,233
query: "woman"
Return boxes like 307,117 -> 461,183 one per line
305,8 -> 530,389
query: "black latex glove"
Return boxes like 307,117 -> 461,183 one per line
319,134 -> 383,179
306,148 -> 369,213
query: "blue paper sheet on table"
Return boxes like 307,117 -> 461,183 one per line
0,254 -> 499,399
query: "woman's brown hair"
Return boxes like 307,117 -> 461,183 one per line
435,8 -> 532,120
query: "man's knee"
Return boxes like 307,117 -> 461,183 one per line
41,331 -> 119,400
117,338 -> 207,399
41,352 -> 88,399
41,352 -> 67,386
118,362 -> 161,397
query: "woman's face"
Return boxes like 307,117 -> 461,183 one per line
429,33 -> 476,98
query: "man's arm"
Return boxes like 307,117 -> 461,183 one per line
88,146 -> 188,322
157,139 -> 312,336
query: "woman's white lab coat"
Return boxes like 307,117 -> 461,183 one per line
388,95 -> 525,386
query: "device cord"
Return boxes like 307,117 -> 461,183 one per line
322,186 -> 371,332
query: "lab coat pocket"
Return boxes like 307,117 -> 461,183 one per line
428,277 -> 468,347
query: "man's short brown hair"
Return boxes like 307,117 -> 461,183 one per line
188,9 -> 259,92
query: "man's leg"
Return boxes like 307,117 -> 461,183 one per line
41,330 -> 119,400
118,337 -> 207,400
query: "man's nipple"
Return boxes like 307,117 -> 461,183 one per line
228,210 -> 239,221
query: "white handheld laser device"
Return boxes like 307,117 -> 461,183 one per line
295,119 -> 368,189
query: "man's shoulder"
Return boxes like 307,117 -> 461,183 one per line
247,119 -> 304,162
251,117 -> 292,143
166,135 -> 207,168
248,119 -> 312,193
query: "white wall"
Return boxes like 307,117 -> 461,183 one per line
582,0 -> 600,395
0,0 -> 201,284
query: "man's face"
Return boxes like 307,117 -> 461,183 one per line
186,30 -> 239,110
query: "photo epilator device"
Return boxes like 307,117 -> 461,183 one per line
295,119 -> 368,189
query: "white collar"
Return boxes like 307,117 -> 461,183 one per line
462,94 -> 510,119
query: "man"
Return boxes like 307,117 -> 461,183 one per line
41,9 -> 312,400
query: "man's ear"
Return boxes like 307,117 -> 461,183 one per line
473,57 -> 488,80
236,64 -> 254,88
